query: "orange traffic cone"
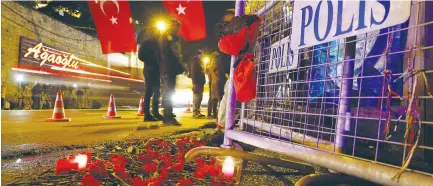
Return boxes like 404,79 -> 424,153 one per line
104,94 -> 121,119
137,96 -> 145,116
46,90 -> 71,122
185,100 -> 192,113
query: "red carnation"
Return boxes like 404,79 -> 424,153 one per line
144,162 -> 157,173
210,157 -> 216,165
160,155 -> 172,166
171,162 -> 184,173
82,174 -> 100,186
219,175 -> 234,183
89,165 -> 108,179
178,177 -> 193,186
132,176 -> 151,186
158,168 -> 169,181
176,154 -> 184,163
210,179 -> 223,186
116,171 -> 132,183
206,165 -> 221,177
138,155 -> 151,163
56,159 -> 79,175
109,154 -> 120,162
195,157 -> 205,166
194,169 -> 206,179
146,150 -> 158,159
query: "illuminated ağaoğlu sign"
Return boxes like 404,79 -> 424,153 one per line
19,37 -> 81,70
24,43 -> 80,69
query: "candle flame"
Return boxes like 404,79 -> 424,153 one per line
73,154 -> 88,170
222,156 -> 235,177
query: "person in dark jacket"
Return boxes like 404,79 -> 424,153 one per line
190,50 -> 206,118
31,82 -> 43,110
159,30 -> 184,125
138,37 -> 163,121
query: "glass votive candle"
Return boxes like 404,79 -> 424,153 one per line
216,156 -> 243,185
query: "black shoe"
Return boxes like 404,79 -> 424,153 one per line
193,113 -> 205,118
144,114 -> 157,121
163,118 -> 181,125
153,113 -> 163,121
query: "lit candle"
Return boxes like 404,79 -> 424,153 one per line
222,156 -> 235,177
73,154 -> 88,170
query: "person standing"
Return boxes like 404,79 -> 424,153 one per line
138,37 -> 163,121
190,50 -> 206,118
1,81 -> 6,109
207,54 -> 219,118
31,82 -> 43,110
63,86 -> 71,109
23,84 -> 33,110
75,88 -> 84,109
159,31 -> 184,125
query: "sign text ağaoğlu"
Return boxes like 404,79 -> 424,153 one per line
24,43 -> 80,69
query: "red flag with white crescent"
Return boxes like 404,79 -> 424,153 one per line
163,0 -> 206,42
88,0 -> 137,54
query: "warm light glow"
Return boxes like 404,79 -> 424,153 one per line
73,83 -> 77,88
50,66 -> 143,83
12,68 -> 52,75
73,154 -> 88,170
203,57 -> 210,65
172,89 -> 193,104
156,20 -> 167,32
222,156 -> 235,177
16,158 -> 22,164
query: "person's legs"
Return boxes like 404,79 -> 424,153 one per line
162,75 -> 180,125
193,84 -> 204,118
212,99 -> 218,118
151,77 -> 163,120
207,82 -> 212,117
217,80 -> 230,128
144,77 -> 156,121
36,94 -> 41,110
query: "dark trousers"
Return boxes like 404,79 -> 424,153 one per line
192,84 -> 204,113
144,74 -> 161,115
161,74 -> 176,118
208,99 -> 218,117
32,94 -> 42,110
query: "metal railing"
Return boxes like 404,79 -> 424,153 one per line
223,1 -> 433,185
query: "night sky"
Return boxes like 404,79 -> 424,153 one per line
130,1 -> 235,58
27,1 -> 235,61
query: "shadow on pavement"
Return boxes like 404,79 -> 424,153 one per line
90,127 -> 134,134
64,122 -> 139,128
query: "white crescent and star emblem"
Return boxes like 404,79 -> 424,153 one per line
95,0 -> 120,25
176,4 -> 186,15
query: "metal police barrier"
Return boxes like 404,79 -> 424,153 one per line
223,1 -> 433,185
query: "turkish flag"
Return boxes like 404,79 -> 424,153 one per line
88,0 -> 136,54
163,0 -> 206,42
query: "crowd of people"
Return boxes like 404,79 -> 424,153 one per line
137,10 -> 235,127
10,83 -> 93,110
138,29 -> 231,126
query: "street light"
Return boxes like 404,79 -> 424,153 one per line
203,56 -> 210,65
156,20 -> 167,33
16,74 -> 24,83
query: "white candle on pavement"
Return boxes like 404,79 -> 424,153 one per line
222,156 -> 235,177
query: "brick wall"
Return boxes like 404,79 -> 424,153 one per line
1,2 -> 107,104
